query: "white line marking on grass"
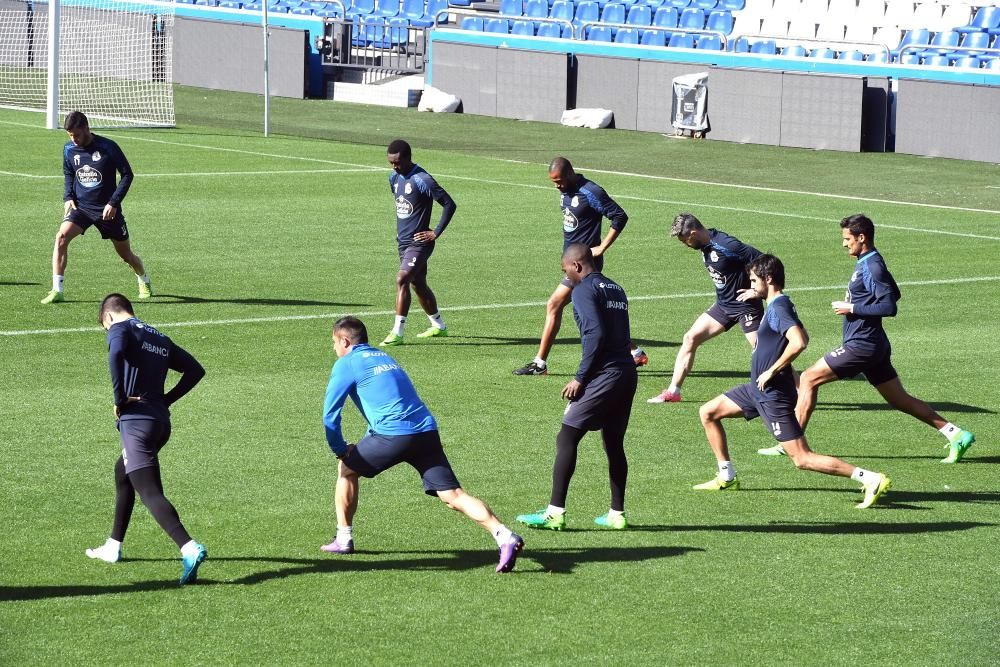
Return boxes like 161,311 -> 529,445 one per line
0,168 -> 380,179
4,275 -> 999,337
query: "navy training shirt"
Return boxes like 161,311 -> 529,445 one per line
560,176 -> 628,251
64,134 -> 133,217
571,272 -> 634,384
750,294 -> 803,401
323,343 -> 438,456
106,318 -> 205,422
702,229 -> 763,308
389,164 -> 456,249
842,249 -> 901,352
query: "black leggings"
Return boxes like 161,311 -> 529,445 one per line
550,422 -> 629,512
110,457 -> 191,548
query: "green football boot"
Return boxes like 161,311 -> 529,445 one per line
380,333 -> 403,347
941,430 -> 975,464
515,510 -> 566,531
693,475 -> 740,491
757,444 -> 786,456
137,277 -> 152,299
40,290 -> 64,304
856,474 -> 892,509
593,512 -> 628,530
416,326 -> 448,339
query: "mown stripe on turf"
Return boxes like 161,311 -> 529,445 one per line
0,168 -> 380,178
4,276 -> 999,337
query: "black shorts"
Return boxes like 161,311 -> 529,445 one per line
824,343 -> 898,386
118,418 -> 171,474
398,243 -> 434,281
706,302 -> 763,334
724,383 -> 803,443
342,430 -> 460,496
563,367 -> 638,432
66,207 -> 129,241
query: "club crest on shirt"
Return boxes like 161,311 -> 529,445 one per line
396,196 -> 413,217
92,151 -> 101,162
570,196 -> 579,208
562,208 -> 579,232
76,164 -> 102,188
850,271 -> 860,283
709,250 -> 719,263
404,182 -> 412,195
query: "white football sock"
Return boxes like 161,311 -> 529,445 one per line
607,509 -> 624,519
492,525 -> 513,546
533,357 -> 547,368
138,273 -> 150,284
718,461 -> 735,482
180,540 -> 200,557
336,526 -> 353,543
392,316 -> 406,336
428,312 -> 446,330
545,504 -> 565,516
53,275 -> 64,292
851,467 -> 878,484
939,423 -> 960,441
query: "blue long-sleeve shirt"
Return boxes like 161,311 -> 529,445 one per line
751,294 -> 804,401
560,176 -> 628,252
107,318 -> 205,422
389,164 -> 456,249
702,229 -> 763,308
842,249 -> 900,351
323,344 -> 437,456
64,135 -> 133,216
571,272 -> 634,384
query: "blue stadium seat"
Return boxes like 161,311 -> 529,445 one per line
955,6 -> 1000,35
449,0 -> 473,6
920,30 -> 960,57
810,47 -> 836,58
922,54 -> 950,66
511,19 -> 535,33
642,0 -> 665,8
549,0 -> 574,22
898,53 -> 920,64
953,55 -> 981,68
374,0 -> 399,17
653,6 -> 678,27
410,0 -> 447,26
175,0 -> 196,5
574,0 -> 599,27
669,32 -> 694,47
460,16 -> 484,29
731,35 -> 749,51
313,6 -> 343,15
346,0 -> 375,19
615,26 -> 640,41
678,7 -> 705,29
626,4 -> 652,24
640,28 -> 668,44
399,0 -> 423,20
218,0 -> 241,8
691,0 -> 716,9
290,5 -> 313,13
587,24 -> 614,39
891,28 -> 930,60
945,30 -> 991,60
696,34 -> 721,49
601,2 -> 626,23
501,0 -> 523,14
867,51 -> 889,62
666,0 -> 690,8
526,0 -> 549,19
749,39 -> 776,53
705,9 -> 732,33
718,0 -> 743,9
988,57 -> 1000,70
243,2 -> 262,9
485,17 -> 510,32
536,21 -> 563,36
782,44 -> 807,56
840,49 -> 864,60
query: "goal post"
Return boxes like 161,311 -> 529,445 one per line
0,0 -> 175,128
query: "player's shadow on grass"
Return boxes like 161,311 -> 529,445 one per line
156,293 -> 371,308
632,520 -> 994,535
640,369 -> 747,379
817,401 -> 995,415
742,488 -> 1000,508
0,281 -> 41,286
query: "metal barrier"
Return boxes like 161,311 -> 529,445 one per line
318,17 -> 427,74
738,34 -> 891,61
580,22 -> 727,48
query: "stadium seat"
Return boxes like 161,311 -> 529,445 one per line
741,0 -> 772,17
810,47 -> 837,57
374,0 -> 399,17
346,0 -> 375,19
787,16 -> 817,39
399,0 -> 423,20
666,0 -> 691,8
800,0 -> 827,20
920,29 -> 960,56
782,44 -> 807,56
867,50 -> 890,62
640,28 -> 669,43
882,0 -> 916,30
243,2 -> 261,9
749,38 -> 777,53
873,26 -> 903,51
731,13 -> 761,36
891,28 -> 930,59
940,3 -> 973,32
218,0 -> 242,8
669,31 -> 695,46
953,55 -> 981,67
840,49 -> 865,60
718,0 -> 744,9
844,22 -> 875,42
314,5 -> 344,15
705,10 -> 733,33
679,7 -> 706,29
550,0 -> 574,24
627,4 -> 653,25
500,0 -> 523,15
574,0 -> 600,27
855,0 -> 884,24
696,33 -> 722,48
816,22 -> 846,40
653,6 -> 679,26
484,17 -> 509,32
526,0 -> 548,20
760,15 -> 789,36
601,2 -> 626,23
410,0 -> 447,26
642,0 -> 667,9
460,15 -> 485,29
615,26 -> 641,40
988,57 -> 1000,70
898,53 -> 920,63
449,0 -> 473,7
536,21 -> 564,36
587,24 -> 614,38
692,0 -> 717,10
510,18 -> 535,33
956,6 -> 1000,35
944,31 -> 991,59
922,54 -> 950,65
908,3 -> 943,31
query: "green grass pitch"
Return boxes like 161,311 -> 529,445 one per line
1,90 -> 999,664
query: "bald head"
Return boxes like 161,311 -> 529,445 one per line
548,157 -> 578,193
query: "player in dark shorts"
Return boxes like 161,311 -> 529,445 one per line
42,111 -> 152,304
322,316 -> 524,573
513,157 -> 647,376
380,139 -> 456,346
693,255 -> 891,509
789,214 -> 976,463
85,294 -> 207,584
517,244 -> 638,530
648,213 -> 764,404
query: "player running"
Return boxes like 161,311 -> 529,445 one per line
648,213 -> 764,403
380,139 -> 456,346
513,157 -> 647,376
517,244 -> 638,530
86,294 -> 207,584
772,214 -> 976,463
322,316 -> 524,573
693,255 -> 892,509
42,111 -> 152,304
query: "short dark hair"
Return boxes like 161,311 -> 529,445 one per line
840,213 -> 875,242
671,212 -> 704,237
562,242 -> 594,268
333,316 -> 368,345
548,156 -> 573,176
64,110 -> 89,131
387,139 -> 411,160
748,254 -> 785,290
99,293 -> 134,324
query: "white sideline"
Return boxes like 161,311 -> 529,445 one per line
0,168 -> 380,178
3,275 -> 999,337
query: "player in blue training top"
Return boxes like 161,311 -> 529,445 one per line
379,139 -> 456,346
648,213 -> 765,404
693,255 -> 892,509
514,157 -> 647,376
85,294 -> 208,584
784,214 -> 976,463
517,244 -> 638,530
41,111 -> 152,305
321,316 -> 524,573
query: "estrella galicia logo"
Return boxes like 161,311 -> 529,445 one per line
395,195 -> 413,217
562,208 -> 579,233
76,164 -> 102,189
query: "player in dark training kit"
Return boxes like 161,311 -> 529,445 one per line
693,255 -> 892,509
513,157 -> 647,376
517,244 -> 638,530
789,214 -> 976,463
42,111 -> 152,304
380,139 -> 456,346
85,294 -> 207,584
322,316 -> 524,573
648,213 -> 765,404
